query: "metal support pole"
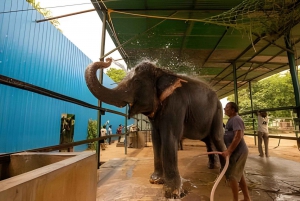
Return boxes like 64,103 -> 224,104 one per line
36,9 -> 95,23
233,63 -> 239,104
284,31 -> 300,138
140,114 -> 143,130
97,12 -> 107,169
249,81 -> 257,145
124,106 -> 128,154
285,32 -> 300,132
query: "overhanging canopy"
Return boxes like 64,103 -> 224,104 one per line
92,0 -> 300,99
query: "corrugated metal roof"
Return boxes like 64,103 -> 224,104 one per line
92,0 -> 300,99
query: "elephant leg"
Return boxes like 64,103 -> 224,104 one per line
162,134 -> 183,198
179,139 -> 183,150
149,128 -> 164,184
202,137 -> 215,169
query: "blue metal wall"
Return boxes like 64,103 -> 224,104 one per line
0,0 -> 133,153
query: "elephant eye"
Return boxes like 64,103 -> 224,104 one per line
133,78 -> 140,83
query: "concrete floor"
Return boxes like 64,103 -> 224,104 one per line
95,139 -> 300,201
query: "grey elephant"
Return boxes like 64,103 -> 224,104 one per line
85,58 -> 226,198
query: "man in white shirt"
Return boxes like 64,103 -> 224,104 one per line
100,125 -> 107,150
257,111 -> 269,157
108,125 -> 112,145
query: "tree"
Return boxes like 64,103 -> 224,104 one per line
227,71 -> 298,130
228,71 -> 296,117
26,0 -> 62,32
87,119 -> 97,150
106,68 -> 126,83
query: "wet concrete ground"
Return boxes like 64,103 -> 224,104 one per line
95,139 -> 300,201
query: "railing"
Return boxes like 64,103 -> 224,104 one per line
0,133 -> 128,164
232,106 -> 300,150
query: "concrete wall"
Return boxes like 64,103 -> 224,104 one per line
137,131 -> 152,148
0,152 -> 97,201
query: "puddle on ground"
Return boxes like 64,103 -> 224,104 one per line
275,194 -> 298,200
179,178 -> 210,201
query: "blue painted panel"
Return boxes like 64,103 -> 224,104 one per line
0,1 -> 133,153
101,74 -> 135,131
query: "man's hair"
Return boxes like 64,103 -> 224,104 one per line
260,111 -> 267,117
228,102 -> 239,113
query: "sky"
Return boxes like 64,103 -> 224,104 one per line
38,0 -> 126,69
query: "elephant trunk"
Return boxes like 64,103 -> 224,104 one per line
85,58 -> 131,108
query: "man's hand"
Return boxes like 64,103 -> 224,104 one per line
222,150 -> 231,158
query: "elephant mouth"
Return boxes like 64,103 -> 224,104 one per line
127,103 -> 134,118
127,102 -> 145,118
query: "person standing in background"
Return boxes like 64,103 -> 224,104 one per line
117,124 -> 123,142
100,125 -> 107,150
257,110 -> 269,157
108,125 -> 112,145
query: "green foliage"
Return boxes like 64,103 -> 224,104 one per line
229,71 -> 296,119
26,0 -> 62,32
87,119 -> 98,150
106,68 -> 126,83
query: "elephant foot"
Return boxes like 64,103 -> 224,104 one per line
149,177 -> 164,184
208,163 -> 221,169
208,163 -> 215,169
149,173 -> 164,184
150,173 -> 187,198
164,185 -> 186,199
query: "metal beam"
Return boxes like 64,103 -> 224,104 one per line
36,9 -> 95,23
93,1 -> 129,62
235,60 -> 288,66
97,12 -> 107,169
217,63 -> 289,97
179,0 -> 198,58
211,29 -> 294,87
233,63 -> 238,104
99,11 -> 179,60
244,133 -> 299,141
179,20 -> 195,58
202,27 -> 229,67
217,37 -> 300,92
252,33 -> 294,54
249,81 -> 257,145
285,33 -> 300,107
96,9 -> 232,12
210,36 -> 262,86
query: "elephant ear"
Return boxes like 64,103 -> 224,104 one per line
156,74 -> 188,102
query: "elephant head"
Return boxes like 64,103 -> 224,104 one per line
85,58 -> 187,118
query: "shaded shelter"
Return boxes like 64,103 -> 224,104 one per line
92,0 -> 300,101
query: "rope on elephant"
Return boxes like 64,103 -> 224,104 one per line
199,152 -> 229,201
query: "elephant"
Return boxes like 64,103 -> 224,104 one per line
85,58 -> 226,198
